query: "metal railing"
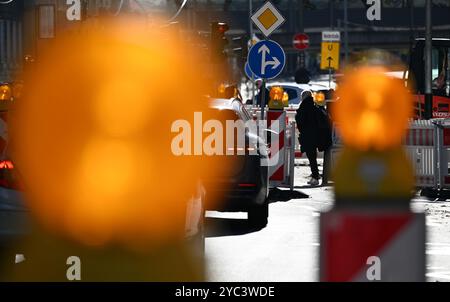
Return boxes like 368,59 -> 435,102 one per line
330,119 -> 450,191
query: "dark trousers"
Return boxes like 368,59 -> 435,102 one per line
306,149 -> 320,179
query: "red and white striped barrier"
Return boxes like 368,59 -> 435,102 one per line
248,106 -> 297,190
330,120 -> 440,189
267,110 -> 286,185
404,120 -> 438,188
435,120 -> 450,189
251,107 -> 303,158
320,210 -> 425,282
285,109 -> 302,158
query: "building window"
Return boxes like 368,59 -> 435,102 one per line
38,5 -> 55,39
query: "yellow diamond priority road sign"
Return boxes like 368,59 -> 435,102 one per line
251,1 -> 285,37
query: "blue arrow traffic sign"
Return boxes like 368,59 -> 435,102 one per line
247,40 -> 285,79
245,62 -> 259,80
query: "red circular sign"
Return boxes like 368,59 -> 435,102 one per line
293,33 -> 309,50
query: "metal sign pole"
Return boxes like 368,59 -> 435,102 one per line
252,73 -> 256,106
328,68 -> 332,89
424,0 -> 433,120
261,79 -> 266,121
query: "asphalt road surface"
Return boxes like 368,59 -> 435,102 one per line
205,159 -> 450,282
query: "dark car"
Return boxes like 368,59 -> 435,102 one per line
204,98 -> 269,227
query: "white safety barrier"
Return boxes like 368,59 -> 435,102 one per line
249,106 -> 303,158
330,119 -> 450,191
248,107 -> 295,191
280,121 -> 296,191
285,109 -> 303,158
434,120 -> 450,189
267,110 -> 286,185
404,120 -> 438,188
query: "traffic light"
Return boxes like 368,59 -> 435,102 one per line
232,35 -> 249,62
210,22 -> 229,63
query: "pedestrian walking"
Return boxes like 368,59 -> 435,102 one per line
314,95 -> 333,185
295,90 -> 332,186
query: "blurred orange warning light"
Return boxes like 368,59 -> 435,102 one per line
333,66 -> 413,151
10,18 -> 226,249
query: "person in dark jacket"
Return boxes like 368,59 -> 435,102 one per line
315,98 -> 333,185
295,90 -> 332,186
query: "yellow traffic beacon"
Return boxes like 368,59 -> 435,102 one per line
268,86 -> 285,110
332,66 -> 414,204
320,64 -> 425,282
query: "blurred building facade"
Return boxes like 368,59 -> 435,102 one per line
1,0 -> 450,82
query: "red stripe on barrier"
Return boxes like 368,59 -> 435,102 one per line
444,128 -> 450,146
445,176 -> 450,185
405,129 -> 411,145
321,213 -> 412,282
404,128 -> 434,146
270,164 -> 284,181
267,111 -> 283,128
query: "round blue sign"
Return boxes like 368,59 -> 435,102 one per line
247,40 -> 285,79
245,62 -> 259,80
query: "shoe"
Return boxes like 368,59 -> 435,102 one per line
307,177 -> 320,186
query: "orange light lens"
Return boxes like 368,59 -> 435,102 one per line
313,92 -> 325,105
11,19 -> 225,248
333,66 -> 413,151
0,84 -> 12,101
0,160 -> 14,169
269,86 -> 284,101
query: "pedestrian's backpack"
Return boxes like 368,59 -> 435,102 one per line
314,104 -> 333,151
314,105 -> 331,130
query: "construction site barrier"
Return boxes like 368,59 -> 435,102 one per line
404,119 -> 438,188
330,119 -> 450,191
250,106 -> 302,158
435,120 -> 450,190
266,110 -> 295,191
